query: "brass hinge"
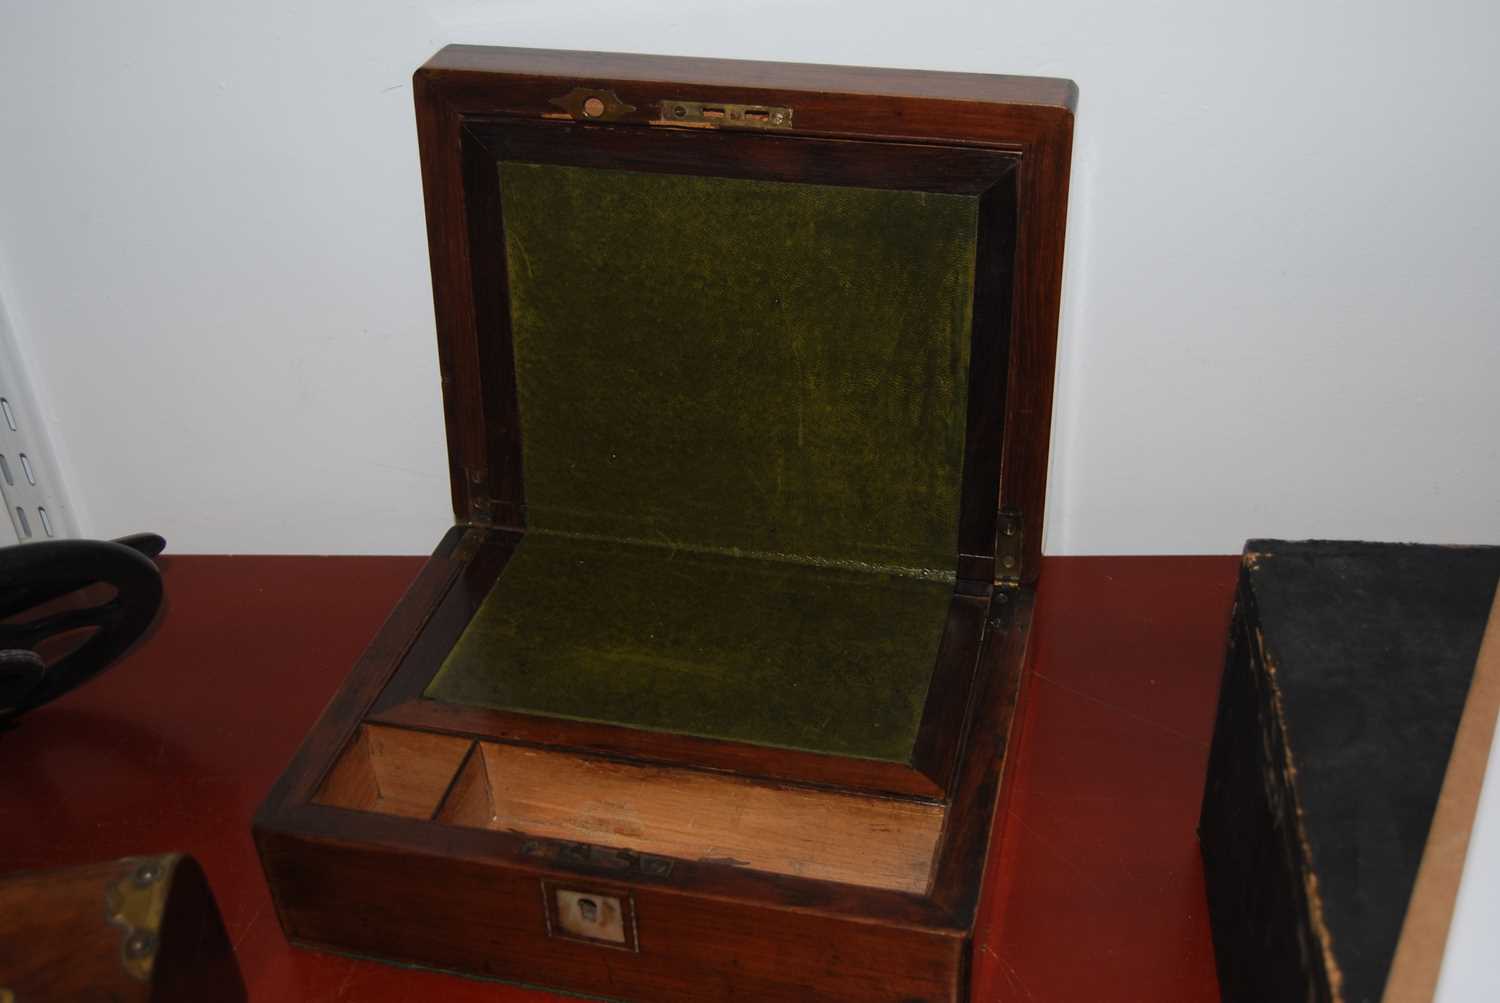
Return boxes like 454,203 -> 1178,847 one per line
464,466 -> 494,525
106,855 -> 179,982
995,508 -> 1023,588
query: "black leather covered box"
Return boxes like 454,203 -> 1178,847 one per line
1200,539 -> 1500,1003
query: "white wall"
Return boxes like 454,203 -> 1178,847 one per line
0,0 -> 1496,557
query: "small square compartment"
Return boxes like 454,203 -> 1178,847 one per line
312,724 -> 472,819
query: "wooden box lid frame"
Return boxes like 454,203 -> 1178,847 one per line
418,45 -> 1074,586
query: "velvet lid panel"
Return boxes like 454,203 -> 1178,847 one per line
500,162 -> 980,576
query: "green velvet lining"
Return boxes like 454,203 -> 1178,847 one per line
425,532 -> 953,761
500,162 -> 977,574
425,164 -> 979,762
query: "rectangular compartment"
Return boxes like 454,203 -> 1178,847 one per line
313,723 -> 945,895
435,740 -> 946,894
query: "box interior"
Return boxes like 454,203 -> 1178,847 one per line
424,162 -> 982,761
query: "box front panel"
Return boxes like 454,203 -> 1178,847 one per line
261,831 -> 965,1003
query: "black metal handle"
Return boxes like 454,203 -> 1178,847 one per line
0,534 -> 165,725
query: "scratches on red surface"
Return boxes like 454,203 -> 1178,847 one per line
233,902 -> 265,952
1031,667 -> 1204,745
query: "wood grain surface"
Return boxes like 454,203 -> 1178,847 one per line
441,741 -> 945,893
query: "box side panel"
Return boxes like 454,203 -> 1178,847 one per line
1199,580 -> 1335,1003
258,830 -> 964,1003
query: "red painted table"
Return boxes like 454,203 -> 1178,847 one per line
0,554 -> 1232,1001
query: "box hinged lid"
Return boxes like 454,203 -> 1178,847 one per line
415,45 -> 1074,588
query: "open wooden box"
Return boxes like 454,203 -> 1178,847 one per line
255,45 -> 1074,1003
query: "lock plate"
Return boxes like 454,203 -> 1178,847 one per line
656,99 -> 793,129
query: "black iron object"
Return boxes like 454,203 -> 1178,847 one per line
0,533 -> 165,726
